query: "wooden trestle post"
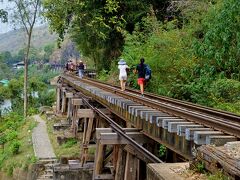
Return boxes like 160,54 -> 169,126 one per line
94,128 -> 146,180
66,92 -> 74,123
115,145 -> 126,180
56,86 -> 61,114
77,109 -> 95,166
71,98 -> 83,137
61,88 -> 67,114
124,152 -> 138,180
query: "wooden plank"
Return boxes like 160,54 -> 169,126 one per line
96,128 -> 142,139
61,91 -> 67,113
124,153 -> 137,180
85,118 -> 94,144
197,145 -> 240,178
99,132 -> 147,145
72,98 -> 83,106
115,146 -> 126,180
94,174 -> 114,179
82,118 -> 87,144
113,145 -> 119,170
77,109 -> 95,118
56,88 -> 61,113
65,92 -> 74,98
94,141 -> 105,177
98,108 -> 112,115
124,145 -> 151,163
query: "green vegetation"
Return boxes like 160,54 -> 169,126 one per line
0,60 -> 58,176
208,170 -> 230,180
45,115 -> 81,158
0,0 -> 239,178
61,138 -> 77,148
0,113 -> 37,175
158,144 -> 167,158
43,0 -> 240,114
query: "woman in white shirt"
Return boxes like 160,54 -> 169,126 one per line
118,59 -> 129,91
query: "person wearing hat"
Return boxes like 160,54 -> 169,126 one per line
118,59 -> 129,91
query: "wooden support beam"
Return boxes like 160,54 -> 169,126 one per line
96,128 -> 142,139
93,140 -> 105,176
56,87 -> 61,113
77,109 -> 95,118
82,118 -> 88,144
124,153 -> 138,180
124,145 -> 150,163
94,174 -> 114,180
72,98 -> 83,106
98,108 -> 112,115
85,118 -> 94,144
61,90 -> 67,113
113,145 -> 120,170
103,148 -> 113,167
98,132 -> 147,145
65,92 -> 74,98
115,146 -> 126,180
67,97 -> 72,120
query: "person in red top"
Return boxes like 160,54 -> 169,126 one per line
134,57 -> 146,96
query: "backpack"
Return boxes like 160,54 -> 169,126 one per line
144,64 -> 152,80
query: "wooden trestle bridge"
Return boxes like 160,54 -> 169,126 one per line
54,72 -> 240,180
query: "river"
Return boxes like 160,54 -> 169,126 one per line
0,99 -> 12,114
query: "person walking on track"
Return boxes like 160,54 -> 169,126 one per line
118,59 -> 129,91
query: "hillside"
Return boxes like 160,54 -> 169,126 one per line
0,25 -> 57,53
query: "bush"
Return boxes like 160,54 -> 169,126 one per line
62,138 -> 77,148
9,140 -> 21,155
6,131 -> 18,141
210,78 -> 240,103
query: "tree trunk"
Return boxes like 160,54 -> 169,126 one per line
23,30 -> 32,118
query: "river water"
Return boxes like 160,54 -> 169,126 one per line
0,99 -> 12,114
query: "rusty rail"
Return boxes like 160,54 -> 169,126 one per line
61,73 -> 240,138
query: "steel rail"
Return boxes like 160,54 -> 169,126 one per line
61,74 -> 240,138
83,77 -> 240,123
81,97 -> 163,163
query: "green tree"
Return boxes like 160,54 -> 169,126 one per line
193,0 -> 240,79
9,0 -> 42,117
43,0 -> 170,70
43,43 -> 55,62
0,0 -> 7,23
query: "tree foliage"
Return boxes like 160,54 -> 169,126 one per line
0,0 -> 8,23
43,0 -> 170,70
193,0 -> 240,79
117,0 -> 240,114
0,9 -> 8,23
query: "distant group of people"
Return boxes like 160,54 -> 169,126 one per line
65,57 -> 150,95
65,60 -> 85,79
118,57 -> 151,96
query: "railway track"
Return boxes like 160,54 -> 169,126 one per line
82,97 -> 163,163
61,73 -> 240,138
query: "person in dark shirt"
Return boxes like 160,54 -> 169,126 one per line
134,57 -> 146,96
78,60 -> 85,78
